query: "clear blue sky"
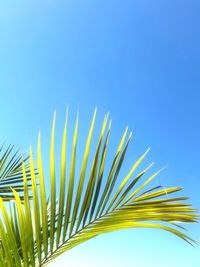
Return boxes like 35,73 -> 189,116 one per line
0,1 -> 200,266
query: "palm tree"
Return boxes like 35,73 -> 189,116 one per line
0,144 -> 31,201
0,110 -> 198,266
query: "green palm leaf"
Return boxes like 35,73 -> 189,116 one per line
0,111 -> 198,266
0,144 -> 31,201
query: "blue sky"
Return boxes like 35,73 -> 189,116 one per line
0,1 -> 200,266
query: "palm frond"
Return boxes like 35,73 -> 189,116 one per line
0,144 -> 31,201
0,111 -> 198,266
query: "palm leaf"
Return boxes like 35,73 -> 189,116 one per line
0,111 -> 198,266
0,144 -> 31,201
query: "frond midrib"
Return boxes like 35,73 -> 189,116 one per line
41,199 -> 198,266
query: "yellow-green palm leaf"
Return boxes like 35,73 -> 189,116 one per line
0,111 -> 198,266
0,144 -> 31,201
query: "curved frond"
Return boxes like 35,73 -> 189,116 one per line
0,144 -> 31,201
0,111 -> 198,266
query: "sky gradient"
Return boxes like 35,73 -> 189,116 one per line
0,1 -> 200,266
